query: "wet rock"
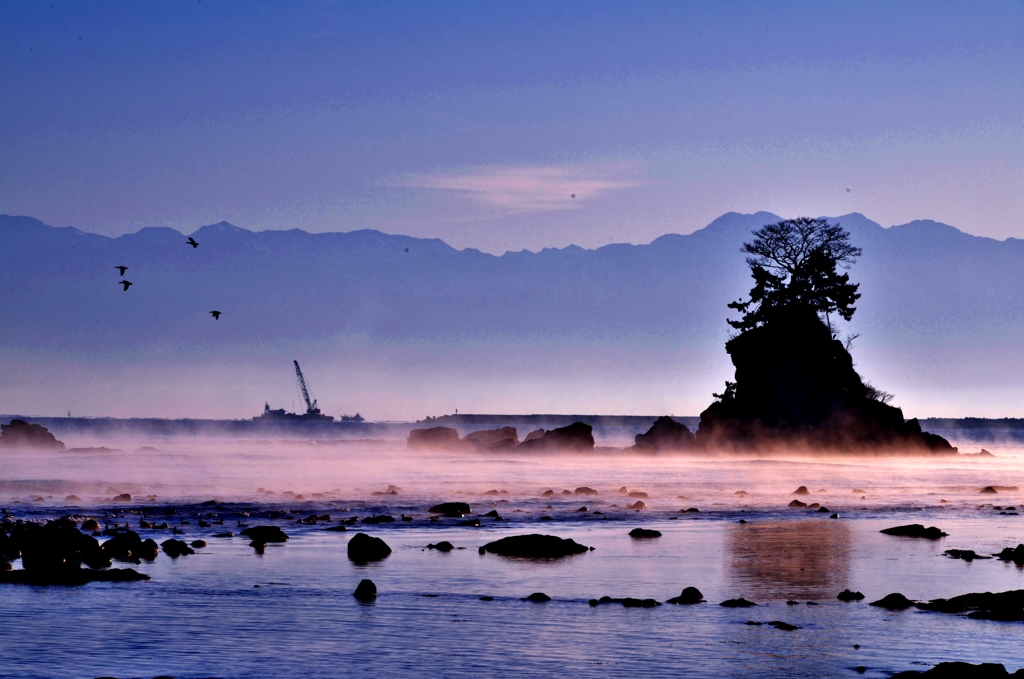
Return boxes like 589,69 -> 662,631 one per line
916,589 -> 1024,621
541,490 -> 555,497
524,592 -> 551,602
322,525 -> 347,532
735,490 -> 749,497
479,596 -> 494,601
994,544 -> 1024,564
945,549 -> 991,562
788,500 -> 807,508
361,515 -> 396,524
589,596 -> 660,608
807,503 -> 821,509
518,422 -> 595,451
768,620 -> 800,631
138,539 -> 158,560
427,541 -> 454,552
682,507 -> 700,513
633,416 -> 696,451
407,426 -> 459,450
837,589 -> 865,601
161,539 -> 194,558
869,593 -> 916,610
0,566 -> 148,585
561,490 -> 573,495
353,579 -> 377,602
0,419 -> 65,450
80,519 -> 100,532
112,493 -> 132,502
628,491 -> 650,499
793,486 -> 809,495
190,540 -> 207,548
830,513 -> 839,519
12,519 -> 109,573
628,528 -> 662,539
429,502 -> 472,517
213,531 -> 234,537
980,486 -> 998,494
102,530 -> 147,563
65,495 -> 81,502
627,501 -> 647,510
459,518 -> 481,527
816,506 -> 831,513
891,662 -> 1020,678
483,510 -> 502,519
239,526 -> 289,543
347,533 -> 392,563
720,598 -> 757,608
483,490 -> 501,496
666,587 -> 704,604
574,487 -> 599,496
880,524 -> 947,539
479,534 -> 589,558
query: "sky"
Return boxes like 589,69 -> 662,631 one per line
1,1 -> 1022,254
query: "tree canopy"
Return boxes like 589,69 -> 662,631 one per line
728,217 -> 862,332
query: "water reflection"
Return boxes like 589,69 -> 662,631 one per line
726,520 -> 850,601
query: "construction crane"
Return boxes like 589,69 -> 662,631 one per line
293,360 -> 320,416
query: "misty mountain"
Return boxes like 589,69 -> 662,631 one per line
2,212 -> 1023,419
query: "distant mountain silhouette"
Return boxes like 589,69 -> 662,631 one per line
2,211 -> 1023,418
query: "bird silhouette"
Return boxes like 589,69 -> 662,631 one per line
118,280 -> 132,291
186,237 -> 199,248
209,310 -> 221,320
115,265 -> 128,275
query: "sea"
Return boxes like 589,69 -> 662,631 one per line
1,424 -> 1023,678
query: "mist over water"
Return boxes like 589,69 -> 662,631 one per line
3,426 -> 1024,678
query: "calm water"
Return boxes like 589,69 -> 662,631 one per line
2,431 -> 1024,678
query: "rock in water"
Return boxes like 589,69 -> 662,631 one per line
916,588 -> 1024,621
479,534 -> 589,558
524,592 -> 551,602
880,524 -> 947,539
666,587 -> 705,604
837,589 -> 865,601
869,593 -> 916,610
407,427 -> 459,450
628,528 -> 662,539
161,539 -> 195,558
995,544 -> 1024,564
518,422 -> 595,451
239,526 -> 289,543
427,541 -> 454,552
792,486 -> 809,495
574,487 -> 599,495
428,502 -> 471,517
462,427 -> 519,449
891,662 -> 1018,678
347,533 -> 392,562
0,419 -> 65,450
353,579 -> 377,602
633,416 -> 695,451
720,598 -> 757,608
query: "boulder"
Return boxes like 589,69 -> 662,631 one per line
837,589 -> 865,601
980,486 -> 998,494
720,598 -> 757,607
628,528 -> 662,539
353,579 -> 377,602
429,502 -> 472,517
524,592 -> 551,602
628,491 -> 650,499
666,587 -> 705,604
627,501 -> 647,510
995,544 -> 1024,564
80,519 -> 100,532
0,419 -> 65,450
463,427 -> 519,449
347,533 -> 392,563
479,534 -> 590,558
407,427 -> 459,450
869,593 -> 916,610
574,487 -> 599,496
792,486 -> 809,495
788,500 -> 807,508
190,540 -> 207,548
161,539 -> 194,558
633,416 -> 695,451
239,526 -> 289,543
427,541 -> 454,552
880,524 -> 947,539
519,422 -> 595,451
101,530 -> 148,563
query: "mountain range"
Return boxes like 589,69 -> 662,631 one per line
2,212 -> 1022,419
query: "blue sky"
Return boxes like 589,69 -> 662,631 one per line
2,1 -> 1022,254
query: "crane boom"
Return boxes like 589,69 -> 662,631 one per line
293,360 -> 317,414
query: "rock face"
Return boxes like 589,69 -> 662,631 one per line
479,534 -> 589,558
407,427 -> 459,450
880,524 -> 947,539
462,427 -> 518,449
694,309 -> 956,453
347,533 -> 392,563
633,416 -> 695,451
518,422 -> 594,451
0,419 -> 65,450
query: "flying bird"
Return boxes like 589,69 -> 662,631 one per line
115,265 -> 128,275
209,310 -> 221,320
186,237 -> 199,248
118,280 -> 132,291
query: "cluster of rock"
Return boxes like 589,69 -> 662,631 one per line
869,588 -> 1024,622
0,419 -> 65,450
408,422 -> 594,451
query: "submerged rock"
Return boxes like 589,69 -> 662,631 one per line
869,593 -> 916,610
666,587 -> 705,604
633,416 -> 695,451
588,595 -> 660,608
347,533 -> 392,563
880,524 -> 947,539
945,549 -> 991,562
767,620 -> 800,631
353,579 -> 377,602
478,534 -> 589,558
720,598 -> 757,608
628,528 -> 662,539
